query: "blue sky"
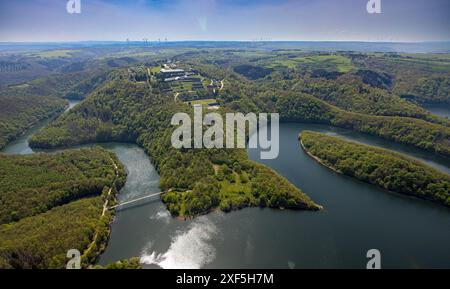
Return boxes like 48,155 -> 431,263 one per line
0,0 -> 449,42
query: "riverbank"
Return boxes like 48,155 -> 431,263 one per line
100,123 -> 450,268
423,104 -> 450,119
3,109 -> 450,268
83,156 -> 125,268
0,99 -> 129,268
300,138 -> 342,175
1,99 -> 81,155
299,131 -> 450,207
0,148 -> 126,268
0,104 -> 67,151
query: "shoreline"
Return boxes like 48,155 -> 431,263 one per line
299,133 -> 450,208
85,154 -> 125,268
0,104 -> 67,151
300,138 -> 343,175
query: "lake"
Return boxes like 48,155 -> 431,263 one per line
3,107 -> 450,269
101,123 -> 450,269
425,104 -> 450,119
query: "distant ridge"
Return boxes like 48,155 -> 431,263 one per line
1,41 -> 450,53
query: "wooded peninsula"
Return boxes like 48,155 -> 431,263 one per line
300,131 -> 450,207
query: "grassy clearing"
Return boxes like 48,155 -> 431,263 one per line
10,83 -> 30,89
172,82 -> 194,91
170,171 -> 254,217
110,51 -> 156,58
266,59 -> 299,69
228,50 -> 273,57
293,55 -> 356,72
219,173 -> 252,197
187,98 -> 217,106
30,49 -> 79,59
264,54 -> 356,72
149,66 -> 161,73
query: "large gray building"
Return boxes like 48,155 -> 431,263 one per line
159,68 -> 185,78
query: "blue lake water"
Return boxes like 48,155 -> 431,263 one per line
3,108 -> 450,269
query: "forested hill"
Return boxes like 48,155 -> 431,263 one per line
218,72 -> 450,158
349,53 -> 450,105
289,74 -> 450,127
25,50 -> 450,215
0,94 -> 66,150
0,69 -> 112,101
0,148 -> 126,268
212,51 -> 450,126
0,68 -> 113,150
30,72 -> 321,217
300,131 -> 450,207
276,93 -> 450,157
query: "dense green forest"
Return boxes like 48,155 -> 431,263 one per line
3,48 -> 450,153
0,148 -> 126,268
188,48 -> 450,107
0,148 -> 125,224
0,69 -> 112,100
0,67 -> 116,150
349,53 -> 450,104
3,48 -> 450,213
205,53 -> 450,156
2,45 -> 449,269
219,77 -> 450,157
201,49 -> 450,112
405,76 -> 450,104
28,52 -> 450,215
300,131 -> 450,206
278,93 -> 450,157
0,197 -> 105,269
0,94 -> 66,150
30,73 -> 321,216
219,52 -> 450,126
289,74 -> 449,125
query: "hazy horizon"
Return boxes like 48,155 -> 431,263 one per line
2,40 -> 450,44
1,0 -> 449,42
